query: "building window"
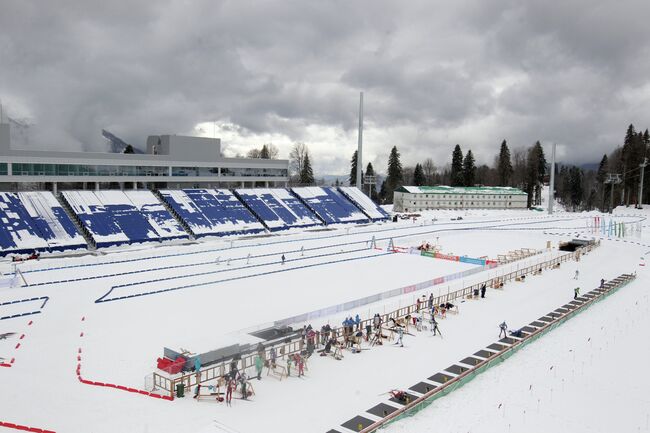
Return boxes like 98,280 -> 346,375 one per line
0,163 -> 7,175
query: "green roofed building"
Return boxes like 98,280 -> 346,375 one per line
393,186 -> 528,212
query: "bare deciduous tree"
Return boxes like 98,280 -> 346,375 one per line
289,142 -> 308,182
422,158 -> 436,185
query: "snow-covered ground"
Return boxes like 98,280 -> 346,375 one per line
0,207 -> 648,433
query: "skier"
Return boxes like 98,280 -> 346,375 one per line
269,346 -> 277,368
574,269 -> 579,280
480,283 -> 487,298
499,321 -> 508,338
431,316 -> 441,337
229,360 -> 239,381
355,314 -> 361,331
390,389 -> 408,402
395,326 -> 404,347
296,354 -> 305,377
225,378 -> 234,406
600,278 -> 605,288
373,313 -> 381,330
240,374 -> 248,400
281,254 -> 286,265
574,286 -> 580,299
286,355 -> 292,377
254,354 -> 263,380
194,356 -> 202,383
365,323 -> 372,341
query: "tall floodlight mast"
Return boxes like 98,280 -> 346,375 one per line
548,143 -> 556,214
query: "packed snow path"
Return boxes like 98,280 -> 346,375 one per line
331,274 -> 636,432
0,209 -> 647,433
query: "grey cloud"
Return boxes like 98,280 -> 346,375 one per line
1,0 -> 649,174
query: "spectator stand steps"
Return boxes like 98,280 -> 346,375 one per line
152,189 -> 196,239
56,192 -> 97,250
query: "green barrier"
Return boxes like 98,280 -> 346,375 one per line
378,275 -> 635,430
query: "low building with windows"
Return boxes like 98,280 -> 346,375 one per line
393,185 -> 528,212
0,122 -> 289,192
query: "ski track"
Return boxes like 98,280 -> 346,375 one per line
0,208 -> 648,433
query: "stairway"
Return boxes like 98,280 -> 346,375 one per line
151,189 -> 196,240
56,193 -> 97,250
231,190 -> 271,232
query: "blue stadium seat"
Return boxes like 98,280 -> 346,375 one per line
123,191 -> 187,240
290,187 -> 368,224
235,188 -> 322,230
337,187 -> 389,221
0,192 -> 49,254
160,189 -> 265,237
18,191 -> 86,252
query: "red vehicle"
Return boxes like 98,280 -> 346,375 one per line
12,252 -> 40,262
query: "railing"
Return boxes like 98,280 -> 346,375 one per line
153,241 -> 599,398
158,338 -> 305,398
357,267 -> 630,433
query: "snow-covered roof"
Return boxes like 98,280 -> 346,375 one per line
396,186 -> 527,195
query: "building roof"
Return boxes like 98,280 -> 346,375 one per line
395,185 -> 527,195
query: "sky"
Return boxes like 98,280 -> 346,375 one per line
1,0 -> 650,176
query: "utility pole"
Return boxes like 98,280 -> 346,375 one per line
604,173 -> 622,214
356,92 -> 364,192
638,158 -> 648,209
548,143 -> 556,214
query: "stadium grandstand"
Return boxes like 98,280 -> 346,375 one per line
0,119 -> 388,256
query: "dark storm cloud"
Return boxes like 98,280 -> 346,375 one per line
1,0 -> 649,172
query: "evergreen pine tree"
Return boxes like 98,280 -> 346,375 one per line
497,140 -> 513,186
596,154 -> 608,184
597,154 -> 609,211
463,150 -> 476,186
366,163 -> 378,201
622,124 -> 637,204
451,145 -> 464,186
569,166 -> 584,211
300,153 -> 315,185
525,142 -> 546,207
260,144 -> 270,159
413,163 -> 426,186
365,162 -> 375,176
386,146 -> 403,203
349,151 -> 358,186
379,180 -> 388,204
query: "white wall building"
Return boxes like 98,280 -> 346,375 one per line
0,122 -> 289,192
393,186 -> 528,212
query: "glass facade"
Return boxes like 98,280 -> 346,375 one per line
7,162 -> 287,178
221,167 -> 288,177
171,166 -> 219,176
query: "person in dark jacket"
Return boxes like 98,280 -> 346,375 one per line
480,283 -> 487,298
499,321 -> 508,338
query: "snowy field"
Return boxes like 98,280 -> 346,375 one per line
0,207 -> 648,433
